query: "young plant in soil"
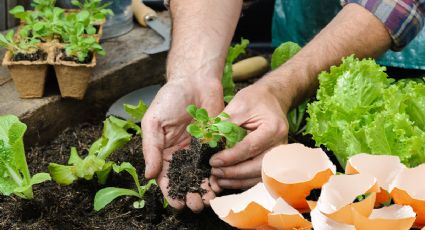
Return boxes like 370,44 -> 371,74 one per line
48,101 -> 147,185
0,31 -> 46,61
167,105 -> 247,200
0,115 -> 51,199
93,162 -> 157,211
71,0 -> 113,25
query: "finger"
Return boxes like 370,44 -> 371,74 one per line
210,123 -> 280,167
200,179 -> 216,206
209,175 -> 222,194
157,161 -> 185,209
186,192 -> 204,213
211,154 -> 263,179
217,177 -> 262,190
141,115 -> 164,179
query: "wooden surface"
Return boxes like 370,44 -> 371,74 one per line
0,2 -> 6,31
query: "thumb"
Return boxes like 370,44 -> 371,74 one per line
141,116 -> 164,178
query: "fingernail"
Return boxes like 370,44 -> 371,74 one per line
211,168 -> 224,177
210,158 -> 223,167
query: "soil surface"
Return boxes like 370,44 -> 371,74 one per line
12,50 -> 48,62
167,139 -> 224,200
59,49 -> 93,64
0,122 -> 234,230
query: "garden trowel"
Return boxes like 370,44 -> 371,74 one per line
133,0 -> 171,54
106,56 -> 269,121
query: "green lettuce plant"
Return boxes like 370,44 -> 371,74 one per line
64,32 -> 105,62
71,0 -> 113,24
222,38 -> 249,103
306,55 -> 425,167
93,162 -> 157,211
186,105 -> 247,148
0,115 -> 51,199
0,30 -> 41,55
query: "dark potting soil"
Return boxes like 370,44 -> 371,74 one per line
59,49 -> 93,64
12,50 -> 48,62
167,139 -> 225,200
0,122 -> 234,230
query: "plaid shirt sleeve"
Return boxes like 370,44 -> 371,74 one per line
342,0 -> 425,51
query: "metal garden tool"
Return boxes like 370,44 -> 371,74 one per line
106,56 -> 269,121
132,0 -> 171,54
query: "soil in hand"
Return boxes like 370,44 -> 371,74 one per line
167,138 -> 224,200
12,50 -> 48,62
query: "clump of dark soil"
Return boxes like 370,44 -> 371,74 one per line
167,139 -> 224,200
0,122 -> 233,230
59,49 -> 93,64
12,50 -> 48,62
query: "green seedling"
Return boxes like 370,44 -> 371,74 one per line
0,115 -> 51,199
48,101 -> 146,186
186,105 -> 247,148
71,0 -> 113,24
0,30 -> 41,55
94,162 -> 157,211
222,38 -> 249,103
124,100 -> 148,121
31,0 -> 56,12
64,33 -> 105,62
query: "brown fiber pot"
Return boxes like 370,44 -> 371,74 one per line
54,51 -> 96,100
2,50 -> 49,98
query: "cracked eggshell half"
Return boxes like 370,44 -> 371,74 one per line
210,182 -> 275,229
352,204 -> 416,230
267,198 -> 312,230
390,164 -> 425,228
311,207 -> 355,230
262,143 -> 336,212
317,174 -> 380,225
346,153 -> 405,205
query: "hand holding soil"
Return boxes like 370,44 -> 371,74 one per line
210,83 -> 289,189
141,77 -> 224,212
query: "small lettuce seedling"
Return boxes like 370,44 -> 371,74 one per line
94,162 -> 157,211
71,0 -> 113,24
186,105 -> 247,148
0,115 -> 51,199
0,31 -> 41,55
48,101 -> 147,186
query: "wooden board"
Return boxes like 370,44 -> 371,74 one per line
6,0 -> 18,29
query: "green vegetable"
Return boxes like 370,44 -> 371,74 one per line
124,100 -> 148,121
93,162 -> 157,211
222,38 -> 249,103
186,105 -> 247,148
63,31 -> 105,62
270,42 -> 307,137
0,115 -> 51,199
271,41 -> 301,70
0,30 -> 41,55
306,55 -> 425,167
71,0 -> 113,24
31,0 -> 56,12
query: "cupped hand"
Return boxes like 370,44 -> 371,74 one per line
141,77 -> 224,212
209,83 -> 289,191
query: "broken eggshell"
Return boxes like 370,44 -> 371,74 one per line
267,197 -> 312,230
310,207 -> 355,230
390,164 -> 425,228
262,143 -> 336,212
317,174 -> 380,225
346,153 -> 405,205
210,182 -> 275,229
352,204 -> 416,230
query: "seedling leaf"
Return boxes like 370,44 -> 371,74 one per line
94,187 -> 141,211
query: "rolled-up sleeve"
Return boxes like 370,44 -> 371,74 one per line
342,0 -> 425,51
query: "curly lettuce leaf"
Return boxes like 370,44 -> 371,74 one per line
306,56 -> 425,167
124,100 -> 148,121
271,41 -> 301,70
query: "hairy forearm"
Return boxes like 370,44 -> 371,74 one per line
258,3 -> 391,112
167,0 -> 242,81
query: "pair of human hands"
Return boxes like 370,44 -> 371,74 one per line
141,76 -> 289,212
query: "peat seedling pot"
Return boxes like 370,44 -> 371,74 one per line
2,49 -> 49,98
54,49 -> 96,100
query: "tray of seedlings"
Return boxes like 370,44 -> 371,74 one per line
0,0 -> 112,99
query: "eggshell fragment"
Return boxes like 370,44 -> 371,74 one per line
317,174 -> 380,224
310,207 -> 355,230
346,154 -> 405,205
352,204 -> 416,230
390,164 -> 425,228
262,143 -> 336,212
267,198 -> 312,230
210,183 -> 275,229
